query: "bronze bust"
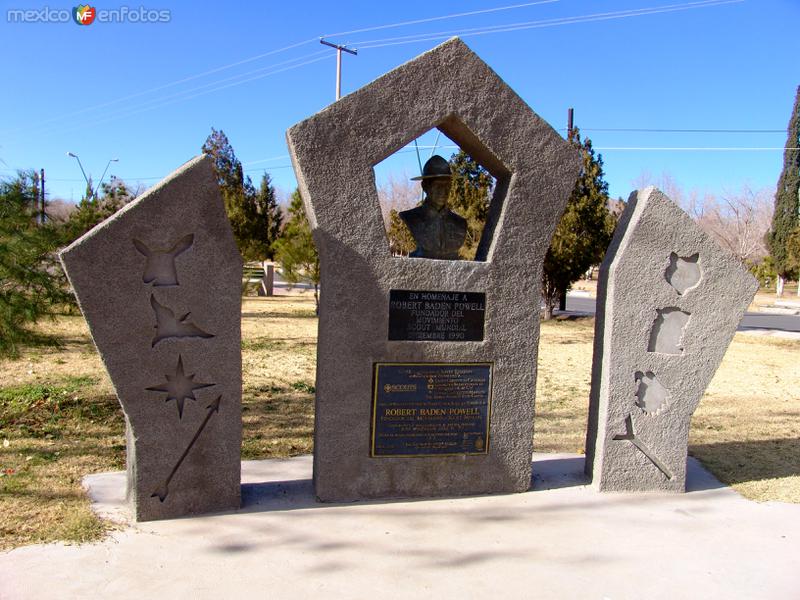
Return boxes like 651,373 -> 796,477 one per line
400,155 -> 467,260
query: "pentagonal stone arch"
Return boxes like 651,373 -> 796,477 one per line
288,38 -> 580,502
288,37 -> 575,269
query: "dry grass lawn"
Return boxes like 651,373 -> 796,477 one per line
1,296 -> 798,551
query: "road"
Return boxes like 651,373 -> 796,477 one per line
565,295 -> 800,334
269,269 -> 800,333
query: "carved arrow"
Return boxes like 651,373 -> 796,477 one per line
612,414 -> 674,480
152,395 -> 222,502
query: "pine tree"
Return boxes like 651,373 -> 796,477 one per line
447,150 -> 492,259
272,189 -> 320,311
387,208 -> 416,255
202,128 -> 266,261
0,172 -> 71,357
202,127 -> 244,191
767,86 -> 800,293
542,128 -> 616,319
62,176 -> 133,242
786,227 -> 800,275
252,172 -> 283,260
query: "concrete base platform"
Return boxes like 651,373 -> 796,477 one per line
2,454 -> 798,599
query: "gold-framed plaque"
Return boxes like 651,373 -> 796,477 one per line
371,362 -> 493,457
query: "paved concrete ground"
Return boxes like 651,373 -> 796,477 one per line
2,454 -> 798,599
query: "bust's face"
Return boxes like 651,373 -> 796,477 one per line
422,177 -> 451,210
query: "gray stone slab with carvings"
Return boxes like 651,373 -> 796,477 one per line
585,186 -> 758,492
60,155 -> 242,521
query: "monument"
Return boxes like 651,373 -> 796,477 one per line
60,155 -> 243,521
584,186 -> 758,492
287,38 -> 580,501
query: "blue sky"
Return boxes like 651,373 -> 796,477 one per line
1,0 -> 798,204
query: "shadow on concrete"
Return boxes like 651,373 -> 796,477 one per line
241,478 -> 316,511
240,456 -> 598,514
238,455 -> 734,515
685,457 -> 728,492
530,456 -> 588,491
239,479 -> 519,514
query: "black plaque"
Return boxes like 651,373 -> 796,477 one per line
371,362 -> 492,457
388,290 -> 485,341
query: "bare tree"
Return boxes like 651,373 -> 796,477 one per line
44,198 -> 76,222
630,171 -> 695,209
376,172 -> 421,256
377,172 -> 420,225
690,185 -> 773,264
631,172 -> 773,265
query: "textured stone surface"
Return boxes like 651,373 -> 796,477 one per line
60,155 -> 242,520
287,38 -> 580,501
585,186 -> 758,492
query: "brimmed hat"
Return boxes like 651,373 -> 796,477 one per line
410,155 -> 452,180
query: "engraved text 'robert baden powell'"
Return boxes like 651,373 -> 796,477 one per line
388,290 -> 486,341
371,362 -> 493,457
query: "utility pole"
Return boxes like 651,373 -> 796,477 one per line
40,168 -> 45,224
567,107 -> 574,138
319,38 -> 357,100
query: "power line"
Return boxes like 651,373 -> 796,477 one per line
0,37 -> 320,137
596,147 -> 800,151
9,1 -> 742,140
242,134 -> 793,167
354,0 -> 742,49
23,51 -> 330,140
241,154 -> 291,166
4,1 -> 561,138
575,128 -> 785,133
322,0 -> 560,38
32,54 -> 332,141
5,143 -> 796,183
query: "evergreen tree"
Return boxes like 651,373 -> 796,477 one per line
387,208 -> 416,255
202,128 -> 262,261
235,174 -> 260,260
0,172 -> 71,357
786,226 -> 800,275
201,129 -> 280,262
767,86 -> 800,290
542,128 -> 616,319
273,189 -> 320,311
252,172 -> 283,260
62,175 -> 134,241
202,127 -> 244,191
447,150 -> 492,259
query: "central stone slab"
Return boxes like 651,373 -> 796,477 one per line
287,38 -> 579,501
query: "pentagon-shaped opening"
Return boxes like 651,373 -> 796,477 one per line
373,116 -> 511,262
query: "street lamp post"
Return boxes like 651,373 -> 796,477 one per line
67,152 -> 119,199
67,152 -> 91,198
96,158 -> 119,197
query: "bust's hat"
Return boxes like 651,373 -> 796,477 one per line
410,155 -> 452,181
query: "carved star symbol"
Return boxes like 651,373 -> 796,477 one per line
146,355 -> 214,418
